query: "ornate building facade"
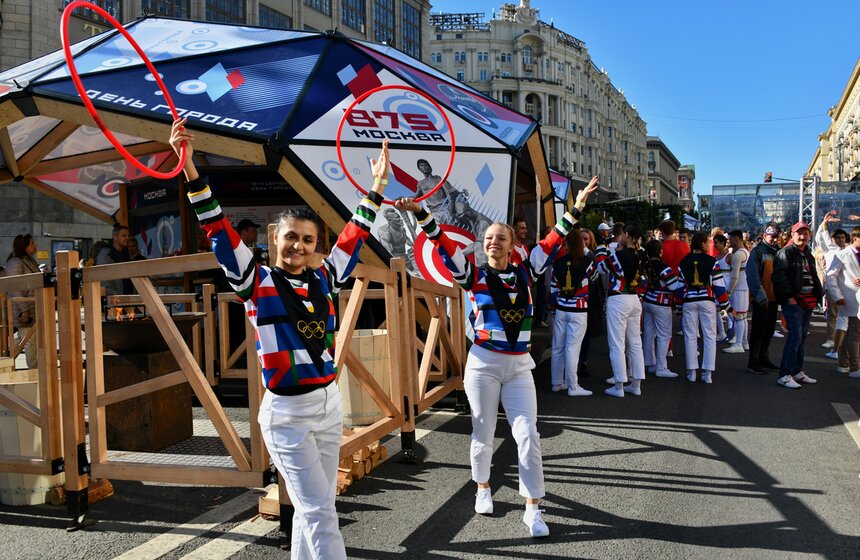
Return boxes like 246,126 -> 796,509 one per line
427,1 -> 648,201
807,57 -> 860,183
646,136 -> 680,206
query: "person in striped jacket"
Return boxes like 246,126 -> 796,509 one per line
170,118 -> 389,560
642,239 -> 684,379
549,226 -> 597,396
677,232 -> 730,384
395,176 -> 599,538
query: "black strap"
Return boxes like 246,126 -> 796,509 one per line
482,265 -> 529,347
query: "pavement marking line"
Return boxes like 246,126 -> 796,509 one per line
178,517 -> 279,560
112,490 -> 261,560
831,403 -> 860,451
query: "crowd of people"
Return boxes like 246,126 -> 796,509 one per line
541,214 -> 860,399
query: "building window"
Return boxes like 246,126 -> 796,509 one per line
401,1 -> 421,59
477,51 -> 489,62
259,4 -> 292,28
624,140 -> 628,151
342,0 -> 366,32
501,52 -> 512,64
607,126 -> 612,138
502,92 -> 513,107
456,70 -> 465,81
304,0 -> 331,16
141,0 -> 189,17
373,0 -> 395,44
522,45 -> 533,66
206,0 -> 246,23
608,142 -> 613,153
454,51 -> 465,64
71,0 -> 122,24
479,69 -> 488,81
430,52 -> 441,63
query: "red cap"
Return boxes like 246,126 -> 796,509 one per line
790,221 -> 811,233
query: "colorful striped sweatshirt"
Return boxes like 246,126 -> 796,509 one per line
416,206 -> 580,353
550,251 -> 597,312
187,177 -> 382,395
677,252 -> 729,308
596,246 -> 649,296
643,259 -> 684,307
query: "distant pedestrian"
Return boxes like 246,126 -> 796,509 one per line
745,224 -> 782,374
6,234 -> 40,368
824,225 -> 860,379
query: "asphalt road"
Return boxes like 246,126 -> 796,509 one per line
1,314 -> 859,559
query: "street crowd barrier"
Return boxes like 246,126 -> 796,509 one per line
0,251 -> 466,529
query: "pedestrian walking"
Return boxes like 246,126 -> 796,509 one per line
642,240 -> 684,378
824,225 -> 860,379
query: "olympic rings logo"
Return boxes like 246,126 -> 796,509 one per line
297,320 -> 326,339
499,309 -> 525,323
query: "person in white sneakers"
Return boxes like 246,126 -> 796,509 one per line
723,230 -> 751,354
677,232 -> 730,384
549,226 -> 597,396
713,234 -> 731,344
825,225 -> 860,379
642,239 -> 684,378
815,213 -> 848,357
772,222 -> 823,388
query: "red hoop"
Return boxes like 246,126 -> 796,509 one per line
336,85 -> 456,205
61,1 -> 186,180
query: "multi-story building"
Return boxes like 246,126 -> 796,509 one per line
646,136 -> 680,206
0,0 -> 431,260
677,164 -> 695,213
427,0 -> 648,202
808,56 -> 860,183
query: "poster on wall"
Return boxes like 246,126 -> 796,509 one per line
131,210 -> 183,259
221,205 -> 286,246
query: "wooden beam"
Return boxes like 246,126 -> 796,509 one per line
96,371 -> 187,408
0,127 -> 20,177
0,385 -> 40,427
27,141 -> 168,176
84,252 -> 218,283
83,279 -> 108,466
334,278 -> 368,375
90,462 -> 263,487
526,131 -> 557,226
343,348 -> 399,417
0,99 -> 25,129
339,416 -> 402,459
0,458 -> 54,476
16,121 -> 79,176
33,98 -> 267,164
0,271 -> 44,294
24,177 -> 114,223
35,286 -> 63,460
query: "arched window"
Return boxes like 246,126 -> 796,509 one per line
522,45 -> 533,65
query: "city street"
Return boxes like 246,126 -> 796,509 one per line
1,317 -> 858,559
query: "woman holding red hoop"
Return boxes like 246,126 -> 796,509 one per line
395,176 -> 598,538
170,118 -> 390,560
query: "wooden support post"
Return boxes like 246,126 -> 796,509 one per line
56,251 -> 92,529
202,284 -> 217,386
245,312 -> 267,472
83,280 -> 107,471
34,285 -> 62,463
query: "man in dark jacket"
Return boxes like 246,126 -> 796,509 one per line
771,222 -> 823,388
746,224 -> 782,373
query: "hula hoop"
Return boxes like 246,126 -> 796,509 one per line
336,85 -> 456,205
61,1 -> 186,180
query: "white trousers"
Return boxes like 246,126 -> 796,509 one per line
464,344 -> 545,499
642,302 -> 672,374
683,300 -> 717,372
259,383 -> 347,560
550,310 -> 587,388
606,294 -> 645,383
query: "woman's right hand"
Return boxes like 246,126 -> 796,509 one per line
394,197 -> 421,213
170,118 -> 199,181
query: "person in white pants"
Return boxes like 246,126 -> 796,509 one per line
397,177 -> 600,538
712,234 -> 731,342
597,224 -> 648,397
678,232 -> 730,383
550,227 -> 597,395
723,230 -> 750,354
642,239 -> 684,378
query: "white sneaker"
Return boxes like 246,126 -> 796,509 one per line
551,384 -> 566,392
723,344 -> 745,354
836,366 -> 850,374
793,372 -> 817,384
523,507 -> 549,537
605,376 -> 617,385
667,350 -> 674,357
475,488 -> 493,515
701,371 -> 713,384
742,344 -> 750,351
655,370 -> 679,378
821,339 -> 835,348
727,336 -> 736,345
567,386 -> 593,397
825,351 -> 839,360
849,371 -> 860,379
604,386 -> 625,398
623,384 -> 642,396
686,370 -> 697,382
773,331 -> 784,338
777,375 -> 801,389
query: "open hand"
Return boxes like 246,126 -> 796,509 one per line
575,176 -> 599,209
370,139 -> 390,184
394,197 -> 421,213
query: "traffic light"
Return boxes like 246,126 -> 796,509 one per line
764,171 -> 773,183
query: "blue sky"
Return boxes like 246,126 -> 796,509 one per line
429,0 -> 860,198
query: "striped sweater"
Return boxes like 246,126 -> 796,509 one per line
188,178 -> 382,395
643,259 -> 684,307
416,206 -> 580,353
550,252 -> 597,312
596,246 -> 649,296
677,252 -> 729,308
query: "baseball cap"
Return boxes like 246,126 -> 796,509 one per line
764,225 -> 780,235
236,218 -> 261,231
597,223 -> 611,231
790,221 -> 811,233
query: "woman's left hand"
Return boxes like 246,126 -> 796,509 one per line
575,176 -> 599,209
370,139 -> 390,192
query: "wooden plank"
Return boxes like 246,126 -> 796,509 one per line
202,284 -> 217,386
417,316 -> 441,400
418,377 -> 460,413
17,121 -> 79,176
0,385 -> 40,427
83,280 -> 108,466
90,462 -> 262,487
24,177 -> 114,223
27,141 -> 167,176
106,293 -> 197,306
334,279 -> 368,375
526,131 -> 557,227
0,272 -> 45,295
84,253 -> 218,283
0,457 -> 54,475
343,350 -> 399,417
245,311 -> 267,472
0,127 -> 20,177
96,371 -> 187,408
424,293 -> 463,376
0,100 -> 26,129
35,287 -> 61,460
339,416 -> 402,459
411,277 -> 460,298
132,277 -> 252,471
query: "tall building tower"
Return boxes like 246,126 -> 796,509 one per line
427,0 -> 648,201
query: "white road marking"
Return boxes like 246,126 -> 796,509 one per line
831,402 -> 860,451
112,491 -> 261,560
179,516 -> 279,560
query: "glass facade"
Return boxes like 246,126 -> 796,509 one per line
205,0 -> 246,23
304,0 -> 332,16
259,4 -> 293,28
373,0 -> 395,44
141,0 -> 190,18
401,1 -> 421,59
68,0 -> 122,24
342,0 -> 366,32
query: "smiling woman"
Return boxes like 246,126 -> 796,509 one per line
169,118 -> 390,560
